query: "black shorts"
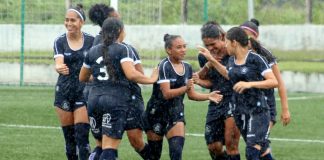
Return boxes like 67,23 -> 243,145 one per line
205,116 -> 226,145
88,94 -> 144,140
54,86 -> 86,112
143,100 -> 185,136
102,107 -> 145,139
83,84 -> 93,105
234,110 -> 270,147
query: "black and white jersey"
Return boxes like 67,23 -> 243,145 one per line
149,57 -> 193,107
227,50 -> 272,114
53,32 -> 94,97
125,44 -> 143,102
83,42 -> 135,106
92,32 -> 143,102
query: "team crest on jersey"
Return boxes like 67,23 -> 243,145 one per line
241,67 -> 248,74
102,113 -> 112,128
63,52 -> 72,56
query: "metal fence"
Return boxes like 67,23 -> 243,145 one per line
0,0 -> 323,24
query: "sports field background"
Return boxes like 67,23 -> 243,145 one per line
0,86 -> 323,160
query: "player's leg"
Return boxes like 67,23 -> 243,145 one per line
166,122 -> 185,160
143,102 -> 165,160
126,106 -> 151,160
74,105 -> 91,160
55,105 -> 78,160
205,119 -> 226,160
88,99 -> 103,160
146,129 -> 163,160
225,116 -> 241,160
245,111 -> 270,160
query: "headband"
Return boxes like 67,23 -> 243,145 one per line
68,9 -> 84,21
240,26 -> 258,37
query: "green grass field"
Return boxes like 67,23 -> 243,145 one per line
0,86 -> 324,160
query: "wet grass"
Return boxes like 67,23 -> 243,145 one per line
0,86 -> 324,159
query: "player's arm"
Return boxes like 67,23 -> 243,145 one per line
159,82 -> 188,100
192,72 -> 212,88
54,57 -> 69,75
135,64 -> 144,74
122,61 -> 158,84
233,70 -> 278,94
79,66 -> 91,82
187,80 -> 223,103
272,64 -> 290,126
53,38 -> 69,75
197,46 -> 229,79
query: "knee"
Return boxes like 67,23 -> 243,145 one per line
208,143 -> 223,155
129,136 -> 145,150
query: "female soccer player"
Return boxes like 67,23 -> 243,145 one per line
53,4 -> 94,160
86,4 -> 150,160
194,21 -> 240,160
79,17 -> 158,160
144,33 -> 223,160
198,27 -> 278,160
240,18 -> 291,159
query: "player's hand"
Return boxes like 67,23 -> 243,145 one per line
197,45 -> 213,61
281,110 -> 291,126
55,63 -> 69,75
209,91 -> 223,104
233,81 -> 251,94
192,72 -> 200,84
150,67 -> 159,83
186,79 -> 194,91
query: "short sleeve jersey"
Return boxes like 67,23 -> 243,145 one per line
53,32 -> 94,97
149,57 -> 193,107
83,42 -> 135,106
227,51 -> 272,114
92,32 -> 143,102
124,43 -> 143,102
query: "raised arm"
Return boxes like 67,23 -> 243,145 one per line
197,46 -> 229,79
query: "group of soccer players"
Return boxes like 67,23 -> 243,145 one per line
53,3 -> 290,160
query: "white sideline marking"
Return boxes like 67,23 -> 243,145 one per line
186,133 -> 324,144
0,123 -> 60,129
1,123 -> 324,144
285,95 -> 324,101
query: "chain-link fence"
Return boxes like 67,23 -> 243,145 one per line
0,0 -> 323,24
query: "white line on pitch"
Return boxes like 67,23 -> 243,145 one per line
1,123 -> 324,144
186,133 -> 324,144
276,95 -> 324,101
